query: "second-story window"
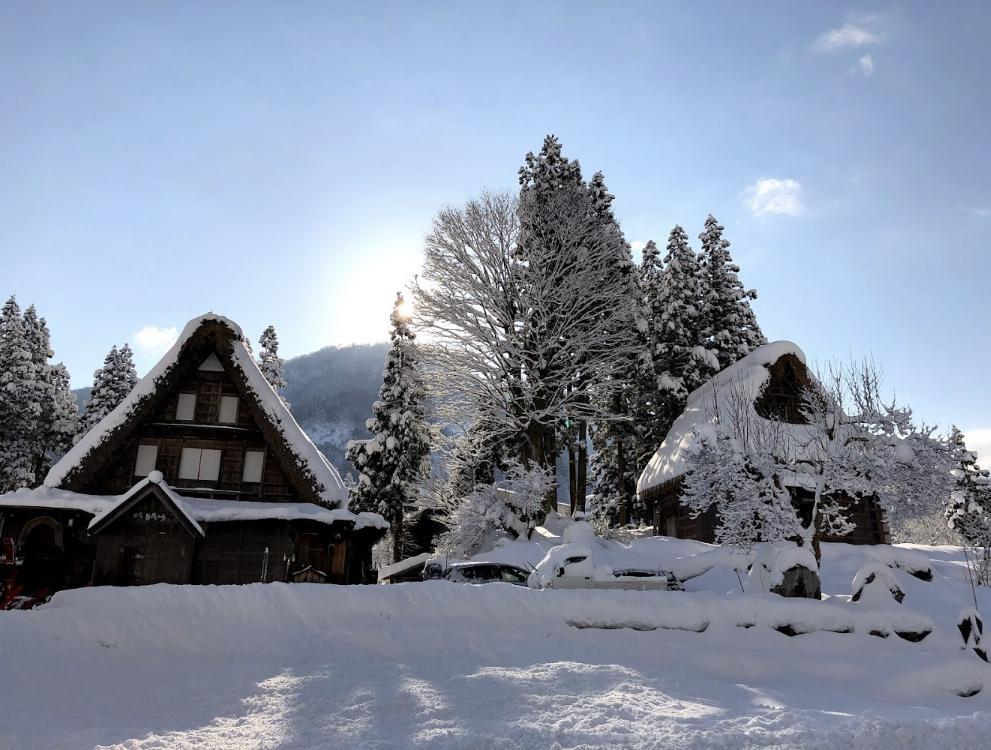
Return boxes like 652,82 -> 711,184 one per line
134,444 -> 158,477
178,447 -> 222,481
218,395 -> 239,424
242,450 -> 265,483
175,392 -> 196,421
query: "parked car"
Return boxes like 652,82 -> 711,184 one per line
422,560 -> 531,586
537,550 -> 683,591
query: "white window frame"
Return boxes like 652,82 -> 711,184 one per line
242,450 -> 265,484
176,392 -> 197,422
178,447 -> 223,482
134,444 -> 158,477
218,395 -> 239,424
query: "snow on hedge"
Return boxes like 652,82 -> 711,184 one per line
637,340 -> 809,493
45,313 -> 349,506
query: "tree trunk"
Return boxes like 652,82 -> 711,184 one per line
568,441 -> 578,516
526,421 -> 557,512
576,421 -> 588,513
616,435 -> 629,521
391,512 -> 404,565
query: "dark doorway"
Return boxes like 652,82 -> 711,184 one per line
18,520 -> 66,593
116,546 -> 145,586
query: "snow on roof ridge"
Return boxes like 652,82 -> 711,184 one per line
45,313 -> 348,506
1,479 -> 386,531
636,341 -> 807,494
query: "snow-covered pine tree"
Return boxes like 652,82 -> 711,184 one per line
635,238 -> 664,467
698,215 -> 765,370
516,134 -> 587,487
0,296 -> 37,492
652,226 -> 719,435
346,292 -> 431,563
47,362 -> 77,463
515,137 -> 640,506
258,325 -> 288,402
76,344 -> 138,441
946,427 -> 991,582
576,171 -> 642,517
22,305 -> 77,476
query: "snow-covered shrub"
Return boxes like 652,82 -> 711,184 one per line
681,389 -> 804,553
851,562 -> 905,606
958,609 -> 988,663
438,462 -> 551,557
746,542 -> 820,598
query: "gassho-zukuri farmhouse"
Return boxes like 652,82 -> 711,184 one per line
0,314 -> 387,594
636,341 -> 889,546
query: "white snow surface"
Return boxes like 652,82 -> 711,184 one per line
637,340 -> 808,493
45,314 -> 349,506
0,478 -> 387,531
2,536 -> 990,750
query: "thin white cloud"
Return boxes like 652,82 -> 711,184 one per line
630,240 -> 647,252
972,207 -> 991,218
743,178 -> 804,218
856,54 -> 875,76
814,22 -> 881,52
133,325 -> 179,357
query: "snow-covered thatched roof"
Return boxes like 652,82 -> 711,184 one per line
637,341 -> 810,495
46,313 -> 349,507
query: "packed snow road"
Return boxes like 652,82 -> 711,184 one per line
1,564 -> 990,750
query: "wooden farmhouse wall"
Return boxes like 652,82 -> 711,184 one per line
82,366 -> 297,500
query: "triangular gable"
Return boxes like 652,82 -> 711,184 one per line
88,474 -> 205,538
637,341 -> 815,494
46,314 -> 347,506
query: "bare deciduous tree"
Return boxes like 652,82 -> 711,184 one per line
413,190 -> 640,509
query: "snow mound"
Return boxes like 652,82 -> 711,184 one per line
1,580 -> 989,749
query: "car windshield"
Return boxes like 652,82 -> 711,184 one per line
500,568 -> 527,583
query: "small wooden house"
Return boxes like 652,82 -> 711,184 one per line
0,314 -> 387,598
636,342 -> 889,546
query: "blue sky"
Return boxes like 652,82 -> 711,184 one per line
1,2 -> 989,450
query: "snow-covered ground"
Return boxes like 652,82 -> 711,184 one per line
2,530 -> 990,749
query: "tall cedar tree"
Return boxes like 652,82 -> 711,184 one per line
516,135 -> 586,487
346,292 -> 430,563
0,297 -> 77,491
634,239 -> 664,467
77,344 -> 138,441
698,215 -> 766,369
516,136 -> 638,506
258,325 -> 288,402
585,172 -> 643,519
0,297 -> 36,491
23,305 -> 76,477
652,226 -> 719,435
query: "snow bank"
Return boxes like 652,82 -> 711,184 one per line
1,579 -> 989,749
